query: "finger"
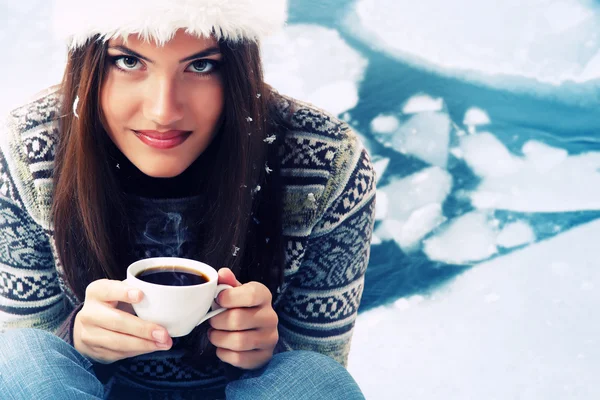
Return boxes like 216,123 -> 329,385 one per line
216,348 -> 272,370
216,282 -> 272,308
208,328 -> 278,352
81,302 -> 171,346
217,268 -> 242,287
83,325 -> 172,355
209,306 -> 278,331
86,279 -> 143,305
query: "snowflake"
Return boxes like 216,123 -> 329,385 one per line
232,246 -> 240,257
265,163 -> 273,174
263,135 -> 276,144
73,96 -> 80,119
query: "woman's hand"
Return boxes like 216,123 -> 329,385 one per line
73,279 -> 173,364
208,268 -> 279,370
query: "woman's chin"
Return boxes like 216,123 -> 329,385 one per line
136,164 -> 188,179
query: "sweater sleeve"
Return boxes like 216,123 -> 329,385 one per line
0,115 -> 72,335
275,145 -> 376,367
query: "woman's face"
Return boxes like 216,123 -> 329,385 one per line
101,30 -> 224,178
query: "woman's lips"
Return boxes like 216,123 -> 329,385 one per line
133,130 -> 192,150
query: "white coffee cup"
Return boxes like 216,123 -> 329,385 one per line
125,257 -> 232,337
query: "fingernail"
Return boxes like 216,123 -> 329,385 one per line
152,330 -> 167,343
128,290 -> 140,302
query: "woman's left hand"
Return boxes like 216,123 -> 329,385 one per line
208,268 -> 279,370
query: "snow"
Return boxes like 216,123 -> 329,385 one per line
349,218 -> 600,400
346,0 -> 600,85
262,24 -> 368,116
0,1 -> 65,116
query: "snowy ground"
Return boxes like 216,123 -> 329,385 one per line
348,219 -> 600,399
2,0 -> 600,399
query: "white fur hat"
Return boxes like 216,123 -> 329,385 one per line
52,0 -> 288,50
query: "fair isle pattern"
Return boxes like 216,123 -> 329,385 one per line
0,126 -> 69,331
118,350 -> 226,385
0,88 -> 376,391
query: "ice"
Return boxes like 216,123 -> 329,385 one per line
371,158 -> 390,185
460,132 -> 523,178
370,98 -> 452,168
345,0 -> 600,91
376,167 -> 452,250
370,114 -> 400,134
380,167 -> 453,221
423,211 -> 498,263
370,234 -> 382,245
349,218 -> 600,399
463,107 -> 491,127
402,94 -> 444,114
374,190 -> 388,221
464,134 -> 600,211
522,140 -> 569,173
354,130 -> 377,157
497,221 -> 536,248
378,112 -> 451,168
262,25 -> 368,116
396,203 -> 446,253
375,219 -> 401,242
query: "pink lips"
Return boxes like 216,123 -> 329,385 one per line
133,130 -> 192,150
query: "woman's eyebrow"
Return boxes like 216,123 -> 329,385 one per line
107,45 -> 222,63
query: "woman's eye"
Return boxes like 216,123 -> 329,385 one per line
188,60 -> 216,73
115,56 -> 141,70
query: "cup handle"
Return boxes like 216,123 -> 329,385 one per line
196,284 -> 232,327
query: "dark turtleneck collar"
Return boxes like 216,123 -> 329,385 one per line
106,139 -> 210,199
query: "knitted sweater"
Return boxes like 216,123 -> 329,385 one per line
0,87 -> 376,392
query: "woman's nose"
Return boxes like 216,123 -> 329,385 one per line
143,77 -> 184,127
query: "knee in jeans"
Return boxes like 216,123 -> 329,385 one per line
1,328 -> 59,351
0,328 -> 82,368
275,350 -> 342,369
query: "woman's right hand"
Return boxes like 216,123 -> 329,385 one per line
73,279 -> 173,364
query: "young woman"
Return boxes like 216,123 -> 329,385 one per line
0,0 -> 376,398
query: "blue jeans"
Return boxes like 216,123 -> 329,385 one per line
0,329 -> 365,399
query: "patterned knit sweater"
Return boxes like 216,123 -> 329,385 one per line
0,87 -> 376,393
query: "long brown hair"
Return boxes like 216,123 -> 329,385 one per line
52,35 -> 285,302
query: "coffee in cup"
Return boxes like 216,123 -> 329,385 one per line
126,257 -> 232,337
135,266 -> 210,286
